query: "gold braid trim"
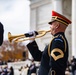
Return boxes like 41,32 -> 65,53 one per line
61,35 -> 66,52
48,36 -> 58,57
51,70 -> 56,75
52,16 -> 68,26
56,19 -> 68,26
51,48 -> 64,61
48,35 -> 66,57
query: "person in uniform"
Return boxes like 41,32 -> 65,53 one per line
0,22 -> 4,46
26,11 -> 71,75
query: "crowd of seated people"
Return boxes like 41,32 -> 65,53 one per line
65,56 -> 76,75
0,65 -> 14,75
0,56 -> 76,75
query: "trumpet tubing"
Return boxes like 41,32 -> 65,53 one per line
8,30 -> 50,43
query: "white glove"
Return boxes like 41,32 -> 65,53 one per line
28,31 -> 37,43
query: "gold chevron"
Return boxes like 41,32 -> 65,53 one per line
51,48 -> 64,61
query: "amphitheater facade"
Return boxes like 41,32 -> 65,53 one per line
29,0 -> 76,59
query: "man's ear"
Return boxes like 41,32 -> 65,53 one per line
56,22 -> 60,29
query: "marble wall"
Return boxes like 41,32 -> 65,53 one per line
30,0 -> 72,58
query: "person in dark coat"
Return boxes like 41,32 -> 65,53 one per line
71,56 -> 76,75
28,60 -> 36,75
26,11 -> 71,75
0,22 -> 4,46
9,66 -> 14,75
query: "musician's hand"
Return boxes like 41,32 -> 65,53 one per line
28,31 -> 37,43
24,31 -> 38,37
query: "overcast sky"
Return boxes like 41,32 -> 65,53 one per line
0,0 -> 30,40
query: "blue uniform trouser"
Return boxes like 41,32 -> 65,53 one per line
38,66 -> 49,75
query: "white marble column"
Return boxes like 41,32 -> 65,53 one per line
52,0 -> 62,14
72,0 -> 76,58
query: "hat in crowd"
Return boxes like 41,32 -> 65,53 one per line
48,10 -> 71,26
0,22 -> 4,46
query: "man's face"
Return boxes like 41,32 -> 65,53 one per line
49,21 -> 58,35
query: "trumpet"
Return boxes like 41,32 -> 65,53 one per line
8,30 -> 50,43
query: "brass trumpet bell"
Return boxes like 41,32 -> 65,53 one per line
8,32 -> 12,43
8,32 -> 25,43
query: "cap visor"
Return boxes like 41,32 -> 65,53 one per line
48,20 -> 56,24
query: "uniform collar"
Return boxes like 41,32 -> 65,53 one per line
54,32 -> 64,36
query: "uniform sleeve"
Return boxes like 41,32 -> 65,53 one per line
50,37 -> 65,61
27,41 -> 42,61
48,36 -> 67,75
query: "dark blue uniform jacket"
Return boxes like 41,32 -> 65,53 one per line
27,32 -> 69,75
